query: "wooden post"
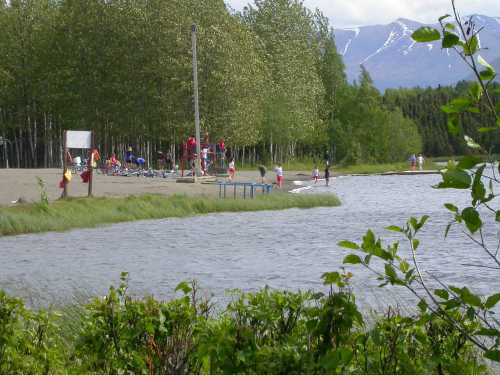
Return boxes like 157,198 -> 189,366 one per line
62,130 -> 68,198
88,131 -> 94,197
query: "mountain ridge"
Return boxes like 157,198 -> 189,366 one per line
334,15 -> 500,90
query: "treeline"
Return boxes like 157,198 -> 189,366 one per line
0,0 -> 491,169
384,81 -> 500,157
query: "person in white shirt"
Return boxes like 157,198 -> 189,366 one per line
275,164 -> 284,188
228,159 -> 235,180
417,154 -> 424,171
312,166 -> 320,183
201,147 -> 209,175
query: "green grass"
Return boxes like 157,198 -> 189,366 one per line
0,193 -> 340,236
429,155 -> 496,163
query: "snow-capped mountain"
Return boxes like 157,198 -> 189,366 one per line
334,15 -> 500,90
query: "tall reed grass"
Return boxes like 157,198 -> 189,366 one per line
0,193 -> 340,236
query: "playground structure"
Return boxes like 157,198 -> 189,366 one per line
179,136 -> 227,178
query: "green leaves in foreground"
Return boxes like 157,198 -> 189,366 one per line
485,293 -> 500,309
442,31 -> 460,48
343,254 -> 362,264
411,27 -> 441,42
436,167 -> 472,189
478,55 -> 497,81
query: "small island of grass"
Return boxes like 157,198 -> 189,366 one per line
0,193 -> 340,237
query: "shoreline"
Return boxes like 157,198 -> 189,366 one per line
0,165 -> 441,206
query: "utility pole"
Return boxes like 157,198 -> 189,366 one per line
191,24 -> 202,178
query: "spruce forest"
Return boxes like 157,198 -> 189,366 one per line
0,0 -> 498,168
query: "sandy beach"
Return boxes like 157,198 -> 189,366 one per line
0,168 -> 307,206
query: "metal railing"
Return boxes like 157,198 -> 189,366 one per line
218,182 -> 272,199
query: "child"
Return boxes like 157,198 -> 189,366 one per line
417,153 -> 424,171
409,154 -> 417,171
258,165 -> 267,183
228,159 -> 236,181
325,166 -> 331,186
275,164 -> 283,188
201,146 -> 209,175
312,166 -> 320,184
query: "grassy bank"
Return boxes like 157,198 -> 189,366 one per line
334,161 -> 439,175
238,161 -> 440,174
0,193 -> 340,236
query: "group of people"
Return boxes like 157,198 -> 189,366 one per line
409,153 -> 425,171
226,160 -> 333,189
124,147 -> 146,169
102,147 -> 177,174
312,163 -> 331,186
184,134 -> 226,176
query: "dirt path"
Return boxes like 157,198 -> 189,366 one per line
0,169 -> 307,206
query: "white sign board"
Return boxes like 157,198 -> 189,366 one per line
66,131 -> 92,149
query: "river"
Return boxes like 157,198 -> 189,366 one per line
0,174 -> 498,310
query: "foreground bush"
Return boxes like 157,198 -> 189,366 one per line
0,273 -> 490,374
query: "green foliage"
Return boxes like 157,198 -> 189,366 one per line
0,276 -> 489,373
411,27 -> 441,42
384,82 -> 500,157
332,69 -> 423,165
0,290 -> 65,374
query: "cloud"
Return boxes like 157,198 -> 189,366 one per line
227,0 -> 500,27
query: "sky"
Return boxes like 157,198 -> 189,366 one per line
227,0 -> 500,28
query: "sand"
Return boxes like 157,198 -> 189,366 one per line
0,168 -> 307,206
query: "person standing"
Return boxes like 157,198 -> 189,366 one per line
217,138 -> 226,168
165,151 -> 173,171
409,154 -> 417,171
275,164 -> 284,188
157,151 -> 166,170
312,166 -> 320,184
228,158 -> 236,181
325,165 -> 331,186
201,146 -> 209,175
125,147 -> 134,169
258,165 -> 267,184
417,153 -> 424,171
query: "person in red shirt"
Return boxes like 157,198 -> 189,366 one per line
187,136 -> 196,157
217,138 -> 225,168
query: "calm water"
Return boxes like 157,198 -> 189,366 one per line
0,174 -> 498,310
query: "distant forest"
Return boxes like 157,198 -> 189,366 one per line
0,0 -> 498,168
